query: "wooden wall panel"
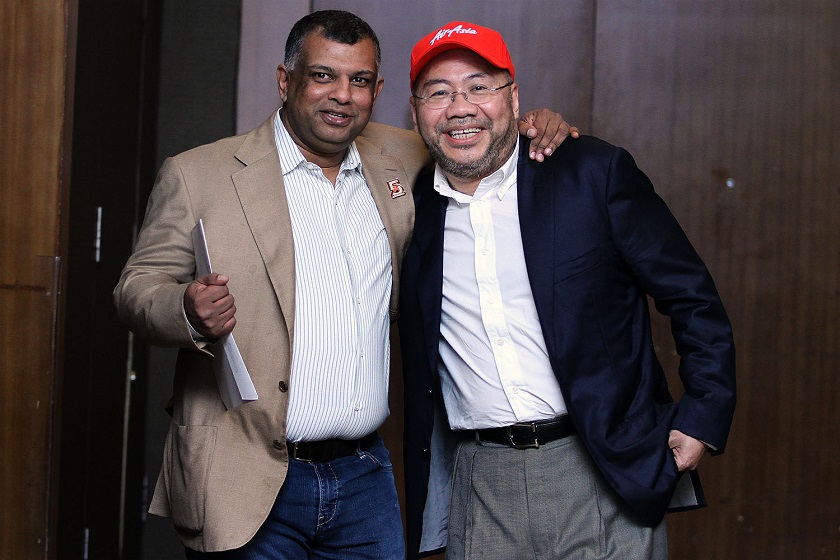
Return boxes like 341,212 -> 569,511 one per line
595,1 -> 840,558
0,1 -> 71,558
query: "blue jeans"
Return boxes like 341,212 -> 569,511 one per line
185,436 -> 404,560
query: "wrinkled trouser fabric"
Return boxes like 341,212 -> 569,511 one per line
447,434 -> 667,560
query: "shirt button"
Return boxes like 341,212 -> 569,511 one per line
278,381 -> 289,392
496,338 -> 505,346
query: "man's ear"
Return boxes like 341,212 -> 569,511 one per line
409,97 -> 420,133
510,82 -> 520,120
277,65 -> 290,103
371,75 -> 385,108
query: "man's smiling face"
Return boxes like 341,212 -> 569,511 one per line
410,49 -> 519,192
277,32 -> 383,163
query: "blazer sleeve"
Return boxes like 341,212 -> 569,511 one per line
604,147 -> 736,452
113,156 -> 200,349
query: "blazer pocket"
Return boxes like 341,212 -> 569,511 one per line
553,246 -> 604,284
162,423 -> 217,535
610,402 -> 677,447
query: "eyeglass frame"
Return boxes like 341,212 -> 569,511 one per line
412,80 -> 514,109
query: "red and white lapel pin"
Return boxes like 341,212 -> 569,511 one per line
388,178 -> 406,199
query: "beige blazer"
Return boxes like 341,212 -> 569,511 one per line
114,115 -> 430,552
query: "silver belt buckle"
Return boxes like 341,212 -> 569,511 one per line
289,441 -> 314,462
507,422 -> 540,449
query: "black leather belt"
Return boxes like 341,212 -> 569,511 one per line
470,416 -> 576,449
287,432 -> 378,462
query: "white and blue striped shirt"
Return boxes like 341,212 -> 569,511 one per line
273,111 -> 393,442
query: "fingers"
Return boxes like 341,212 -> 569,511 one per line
185,275 -> 237,338
668,429 -> 707,471
190,292 -> 236,332
517,115 -> 539,142
195,273 -> 229,286
525,124 -> 554,162
519,112 -> 555,160
518,109 -> 579,161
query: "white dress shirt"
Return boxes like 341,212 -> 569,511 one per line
274,111 -> 392,442
436,140 -> 567,430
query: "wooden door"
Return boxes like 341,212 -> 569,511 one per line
0,1 -> 73,558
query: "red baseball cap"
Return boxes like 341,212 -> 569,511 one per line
410,21 -> 515,89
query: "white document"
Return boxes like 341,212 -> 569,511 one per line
192,219 -> 258,409
667,469 -> 704,512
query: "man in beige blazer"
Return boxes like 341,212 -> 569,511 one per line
114,9 -> 573,559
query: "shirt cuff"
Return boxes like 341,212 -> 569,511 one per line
182,304 -> 214,345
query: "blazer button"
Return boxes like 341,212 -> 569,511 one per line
272,439 -> 285,450
422,448 -> 431,457
278,381 -> 288,392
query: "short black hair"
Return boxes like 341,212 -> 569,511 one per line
284,10 -> 382,72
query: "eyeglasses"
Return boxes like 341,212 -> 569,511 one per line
412,81 -> 513,109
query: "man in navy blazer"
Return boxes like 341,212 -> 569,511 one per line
399,21 -> 736,559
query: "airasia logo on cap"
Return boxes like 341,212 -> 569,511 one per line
430,24 -> 478,45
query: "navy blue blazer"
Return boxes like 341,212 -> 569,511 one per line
399,135 -> 736,558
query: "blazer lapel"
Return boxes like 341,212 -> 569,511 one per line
517,147 -> 556,344
232,116 -> 296,342
411,172 -> 448,374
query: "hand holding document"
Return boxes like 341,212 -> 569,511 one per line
192,219 -> 258,409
